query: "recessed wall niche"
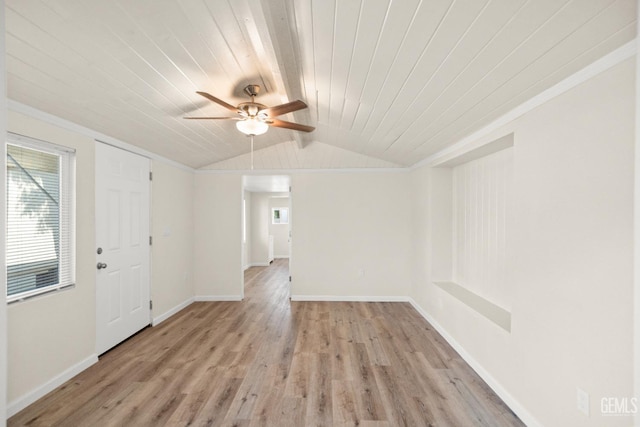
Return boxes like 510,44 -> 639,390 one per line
430,133 -> 514,332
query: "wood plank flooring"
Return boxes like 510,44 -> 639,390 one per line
9,259 -> 524,426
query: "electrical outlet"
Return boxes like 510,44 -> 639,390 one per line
577,388 -> 590,416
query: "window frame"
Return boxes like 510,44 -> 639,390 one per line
6,133 -> 76,303
271,207 -> 289,225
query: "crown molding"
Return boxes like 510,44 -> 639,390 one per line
411,39 -> 637,170
6,100 -> 195,173
195,167 -> 409,175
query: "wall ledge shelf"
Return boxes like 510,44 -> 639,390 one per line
432,133 -> 514,168
434,281 -> 511,332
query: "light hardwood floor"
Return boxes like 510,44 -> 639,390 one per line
9,259 -> 523,426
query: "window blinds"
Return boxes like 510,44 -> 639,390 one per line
6,136 -> 75,302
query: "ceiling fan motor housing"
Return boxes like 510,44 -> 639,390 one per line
238,102 -> 268,118
244,84 -> 261,98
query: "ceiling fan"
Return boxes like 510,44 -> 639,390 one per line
184,84 -> 315,136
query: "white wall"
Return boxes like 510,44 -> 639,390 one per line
411,58 -> 635,427
411,166 -> 453,303
242,190 -> 251,270
151,161 -> 194,323
269,196 -> 290,258
635,11 -> 640,420
193,173 -> 242,299
194,172 -> 412,301
291,172 -> 412,299
7,111 -> 97,409
0,1 -> 8,422
249,192 -> 270,266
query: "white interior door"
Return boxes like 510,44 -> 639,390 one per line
95,142 -> 151,355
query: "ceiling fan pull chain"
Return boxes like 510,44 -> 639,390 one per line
251,135 -> 254,171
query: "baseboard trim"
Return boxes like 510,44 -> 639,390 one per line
248,262 -> 270,267
290,295 -> 410,302
274,255 -> 290,259
407,298 -> 542,427
195,295 -> 243,302
152,297 -> 195,326
8,354 -> 99,418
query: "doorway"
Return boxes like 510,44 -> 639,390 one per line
95,142 -> 151,355
242,175 -> 291,299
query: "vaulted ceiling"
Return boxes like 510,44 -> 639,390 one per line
5,0 -> 637,169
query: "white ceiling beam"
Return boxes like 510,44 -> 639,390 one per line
248,0 -> 314,149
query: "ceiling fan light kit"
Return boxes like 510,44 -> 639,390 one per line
236,118 -> 269,135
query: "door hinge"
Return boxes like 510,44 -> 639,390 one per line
150,300 -> 153,310
289,276 -> 292,282
289,186 -> 291,192
149,171 -> 153,181
149,236 -> 153,245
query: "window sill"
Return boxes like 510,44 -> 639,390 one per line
7,284 -> 75,305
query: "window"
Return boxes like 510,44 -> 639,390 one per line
6,135 -> 75,302
272,207 -> 289,225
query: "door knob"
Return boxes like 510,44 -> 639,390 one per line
97,262 -> 108,270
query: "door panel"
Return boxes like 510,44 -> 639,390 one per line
108,190 -> 121,249
108,271 -> 121,322
131,265 -> 142,310
96,142 -> 150,355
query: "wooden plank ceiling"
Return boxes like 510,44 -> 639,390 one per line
5,0 -> 637,169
